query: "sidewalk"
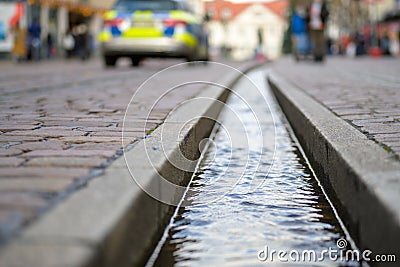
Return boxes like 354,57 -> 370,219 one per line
0,58 -> 253,251
271,57 -> 400,157
268,57 -> 400,265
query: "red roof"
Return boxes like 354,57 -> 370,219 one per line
204,0 -> 288,21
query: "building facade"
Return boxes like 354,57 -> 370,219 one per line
204,0 -> 288,60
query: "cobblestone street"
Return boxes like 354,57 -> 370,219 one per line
1,0 -> 399,263
0,58 -> 244,243
1,56 -> 399,266
272,57 -> 400,157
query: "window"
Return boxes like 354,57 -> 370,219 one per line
178,2 -> 194,13
221,7 -> 231,20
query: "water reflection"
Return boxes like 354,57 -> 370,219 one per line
152,70 -> 355,267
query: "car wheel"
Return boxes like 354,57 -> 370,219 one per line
186,48 -> 200,63
104,56 -> 117,67
186,55 -> 196,63
201,54 -> 209,64
185,56 -> 196,67
131,57 -> 142,67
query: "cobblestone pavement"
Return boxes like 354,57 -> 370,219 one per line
272,57 -> 400,157
0,58 -> 246,244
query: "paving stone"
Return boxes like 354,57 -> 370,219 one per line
361,124 -> 400,134
59,136 -> 122,143
374,133 -> 400,140
20,150 -> 116,158
0,167 -> 89,178
0,149 -> 23,157
0,193 -> 46,208
88,131 -> 143,138
352,118 -> 395,126
332,108 -> 372,116
11,140 -> 68,151
41,120 -> 112,127
70,143 -> 122,151
342,114 -> 391,120
0,125 -> 38,132
0,121 -> 40,126
0,158 -> 25,167
0,136 -> 44,142
25,157 -> 106,168
4,129 -> 87,138
0,178 -> 73,193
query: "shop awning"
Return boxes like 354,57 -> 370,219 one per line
26,0 -> 111,15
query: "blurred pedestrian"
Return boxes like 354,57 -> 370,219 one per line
87,33 -> 94,58
46,32 -> 55,58
389,32 -> 399,56
76,24 -> 89,61
11,23 -> 27,62
346,39 -> 356,58
62,30 -> 75,58
256,28 -> 266,62
291,5 -> 309,61
355,31 -> 366,56
27,18 -> 41,61
202,12 -> 211,60
306,0 -> 329,62
380,31 -> 390,55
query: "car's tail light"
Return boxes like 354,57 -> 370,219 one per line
104,18 -> 131,32
103,18 -> 123,27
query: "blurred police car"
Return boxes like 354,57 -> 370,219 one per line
99,0 -> 209,67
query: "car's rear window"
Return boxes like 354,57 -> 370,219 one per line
114,0 -> 178,12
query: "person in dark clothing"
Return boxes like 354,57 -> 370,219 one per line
255,28 -> 267,61
257,28 -> 263,47
380,32 -> 390,55
354,31 -> 366,56
306,0 -> 329,61
46,33 -> 54,58
28,19 -> 41,61
75,24 -> 89,60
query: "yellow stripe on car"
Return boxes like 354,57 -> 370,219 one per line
122,28 -> 163,38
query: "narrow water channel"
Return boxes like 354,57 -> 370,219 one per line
148,70 -> 357,266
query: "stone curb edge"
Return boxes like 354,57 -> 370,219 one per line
0,62 -> 262,267
267,70 -> 400,265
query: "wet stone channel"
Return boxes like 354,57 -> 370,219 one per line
148,70 -> 357,267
